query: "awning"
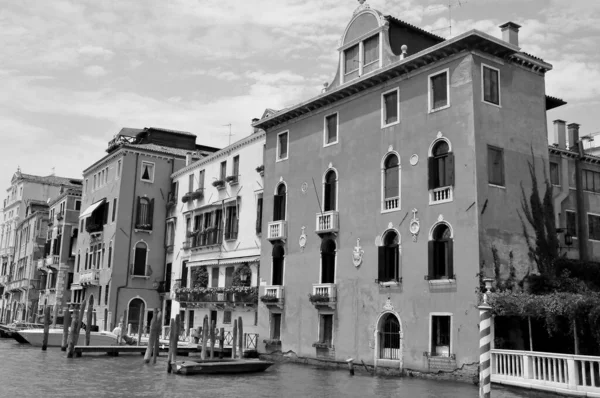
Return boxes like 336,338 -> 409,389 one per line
70,284 -> 83,291
189,256 -> 260,267
79,199 -> 106,219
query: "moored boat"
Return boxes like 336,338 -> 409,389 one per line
173,359 -> 274,375
0,322 -> 44,339
17,328 -> 119,347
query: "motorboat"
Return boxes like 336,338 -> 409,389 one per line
0,322 -> 45,340
17,328 -> 119,347
173,359 -> 274,375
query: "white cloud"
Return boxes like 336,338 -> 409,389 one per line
78,45 -> 114,60
83,65 -> 108,77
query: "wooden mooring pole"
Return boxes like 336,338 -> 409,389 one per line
219,327 -> 224,360
66,309 -> 79,358
73,299 -> 87,357
153,311 -> 161,364
144,310 -> 158,363
210,320 -> 215,359
238,316 -> 244,358
61,309 -> 71,351
51,304 -> 59,329
200,316 -> 208,361
167,317 -> 175,373
137,308 -> 144,346
85,296 -> 94,346
41,306 -> 51,351
232,319 -> 237,359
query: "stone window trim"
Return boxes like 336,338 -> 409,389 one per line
276,131 -> 289,162
323,112 -> 339,147
428,313 -> 453,358
428,68 -> 450,113
381,87 -> 400,128
140,161 -> 155,183
481,63 -> 501,108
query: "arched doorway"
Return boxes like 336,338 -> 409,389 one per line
378,313 -> 401,361
128,298 -> 145,335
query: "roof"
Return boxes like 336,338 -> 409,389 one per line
117,127 -> 144,137
13,173 -> 82,187
254,29 -> 547,131
385,16 -> 446,43
120,143 -> 202,158
546,95 -> 567,111
548,146 -> 600,164
146,127 -> 197,138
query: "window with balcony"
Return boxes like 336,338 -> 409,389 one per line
133,242 -> 147,276
220,161 -> 227,181
229,155 -> 240,184
188,174 -> 194,193
428,223 -> 454,280
323,170 -> 337,212
135,197 -> 154,230
382,153 -> 400,211
140,161 -> 155,183
428,139 -> 454,204
70,229 -> 78,257
431,315 -> 451,357
271,313 -> 282,340
488,146 -> 505,187
324,113 -> 338,146
224,205 -> 238,240
320,238 -> 335,284
482,64 -> 500,106
429,69 -> 449,112
211,266 -> 219,287
199,170 -> 205,191
378,230 -> 399,284
181,260 -> 188,288
84,199 -> 108,233
382,88 -> 399,127
273,184 -> 286,221
318,314 -> 333,347
272,244 -> 284,286
256,196 -> 263,234
277,131 -> 289,161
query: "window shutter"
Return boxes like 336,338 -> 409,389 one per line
149,198 -> 154,229
135,196 -> 141,225
233,209 -> 239,238
377,246 -> 386,281
103,202 -> 109,225
273,195 -> 281,221
134,247 -> 145,275
256,197 -> 263,233
428,157 -> 436,190
428,241 -> 435,279
447,239 -> 454,278
446,153 -> 455,187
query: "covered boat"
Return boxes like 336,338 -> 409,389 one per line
173,359 -> 274,375
17,329 -> 118,347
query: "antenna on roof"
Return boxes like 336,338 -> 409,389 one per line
425,0 -> 468,37
222,123 -> 235,146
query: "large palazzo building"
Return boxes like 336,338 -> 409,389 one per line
253,3 -> 563,375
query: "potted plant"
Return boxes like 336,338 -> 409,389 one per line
308,293 -> 330,303
255,165 -> 264,176
260,295 -> 280,303
181,192 -> 192,203
212,179 -> 225,188
191,189 -> 204,200
225,175 -> 238,184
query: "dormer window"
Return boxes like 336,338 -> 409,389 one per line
344,45 -> 359,75
342,34 -> 381,82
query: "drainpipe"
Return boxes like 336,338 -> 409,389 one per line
114,153 -> 139,327
552,121 -> 569,227
573,134 -> 589,261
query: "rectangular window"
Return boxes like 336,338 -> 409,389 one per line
188,174 -> 194,193
363,35 -> 379,66
582,169 -> 600,193
224,206 -> 238,240
140,161 -> 155,182
223,311 -> 232,324
271,313 -> 282,340
344,44 -> 359,74
566,211 -> 577,237
112,198 -> 117,222
378,246 -> 399,283
324,113 -> 338,145
256,196 -> 263,234
232,156 -> 240,179
277,131 -> 289,161
75,200 -> 81,211
116,160 -> 122,179
225,266 -> 234,288
488,146 -> 505,186
211,267 -> 219,287
220,161 -> 227,181
199,170 -> 205,191
429,70 -> 449,111
589,214 -> 600,241
550,162 -> 560,186
319,314 -> 333,346
382,89 -> 399,127
482,64 -> 500,105
431,315 -> 451,357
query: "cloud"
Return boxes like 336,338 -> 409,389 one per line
78,45 -> 114,60
83,65 -> 108,77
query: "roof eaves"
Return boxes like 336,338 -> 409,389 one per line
385,15 -> 446,43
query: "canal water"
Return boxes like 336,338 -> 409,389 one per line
0,339 -> 556,397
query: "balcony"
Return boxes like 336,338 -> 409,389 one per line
384,196 -> 399,211
36,258 -> 46,270
45,255 -> 59,267
86,223 -> 103,234
267,221 -> 287,242
315,211 -> 339,235
90,231 -> 103,244
260,286 -> 285,309
79,269 -> 100,286
191,229 -> 223,249
429,186 -> 453,205
166,192 -> 177,208
309,283 -> 337,310
56,212 -> 64,221
175,287 -> 258,308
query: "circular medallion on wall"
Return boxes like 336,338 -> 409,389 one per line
410,154 -> 419,166
301,182 -> 308,194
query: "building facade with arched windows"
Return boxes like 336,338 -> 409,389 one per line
255,2 -> 559,376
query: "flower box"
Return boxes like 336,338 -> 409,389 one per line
260,295 -> 280,303
308,293 -> 331,303
212,180 -> 225,188
181,193 -> 192,203
263,339 -> 281,346
225,175 -> 238,184
191,190 -> 204,200
312,342 -> 333,349
255,165 -> 264,174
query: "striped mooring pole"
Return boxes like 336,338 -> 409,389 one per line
479,299 -> 493,398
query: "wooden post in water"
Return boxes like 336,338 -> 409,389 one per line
238,316 -> 244,358
167,317 -> 175,373
41,306 -> 51,351
61,309 -> 71,351
346,358 -> 355,376
219,327 -> 224,359
232,319 -> 238,359
52,304 -> 59,329
153,311 -> 161,364
137,309 -> 144,346
144,311 -> 158,363
210,320 -> 215,359
85,296 -> 94,346
74,299 -> 87,357
173,314 -> 179,366
200,316 -> 208,361
66,309 -> 79,358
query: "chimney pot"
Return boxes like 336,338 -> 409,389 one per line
499,22 -> 521,47
553,120 -> 567,150
185,153 -> 192,166
252,118 -> 260,134
567,123 -> 580,150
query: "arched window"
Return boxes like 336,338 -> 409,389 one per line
428,140 -> 454,192
428,223 -> 453,280
128,298 -> 145,335
133,242 -> 147,276
378,230 -> 400,283
382,153 -> 400,210
320,238 -> 336,284
380,313 -> 400,360
323,170 -> 337,212
272,244 -> 284,285
135,197 -> 154,230
273,184 -> 286,221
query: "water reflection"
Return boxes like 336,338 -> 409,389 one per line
0,339 -> 555,397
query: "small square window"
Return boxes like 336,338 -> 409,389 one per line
482,64 -> 500,106
277,131 -> 289,161
488,146 -> 504,186
75,200 -> 81,211
381,88 -> 399,127
550,162 -> 560,186
429,70 -> 449,111
324,113 -> 338,146
223,311 -> 232,324
140,161 -> 155,183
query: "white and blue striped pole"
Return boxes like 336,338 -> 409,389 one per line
479,282 -> 493,398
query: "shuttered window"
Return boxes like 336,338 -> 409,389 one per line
488,146 -> 505,186
133,243 -> 147,276
135,197 -> 154,230
428,141 -> 454,190
325,114 -> 338,145
383,90 -> 398,125
428,224 -> 453,280
363,35 -> 379,65
483,65 -> 500,105
225,206 -> 238,240
430,70 -> 448,110
344,44 -> 359,73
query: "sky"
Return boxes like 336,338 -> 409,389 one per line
1,0 -> 599,188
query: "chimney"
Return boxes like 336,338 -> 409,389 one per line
568,123 -> 580,150
553,120 -> 567,149
251,118 -> 259,134
185,153 -> 193,166
499,22 -> 521,47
